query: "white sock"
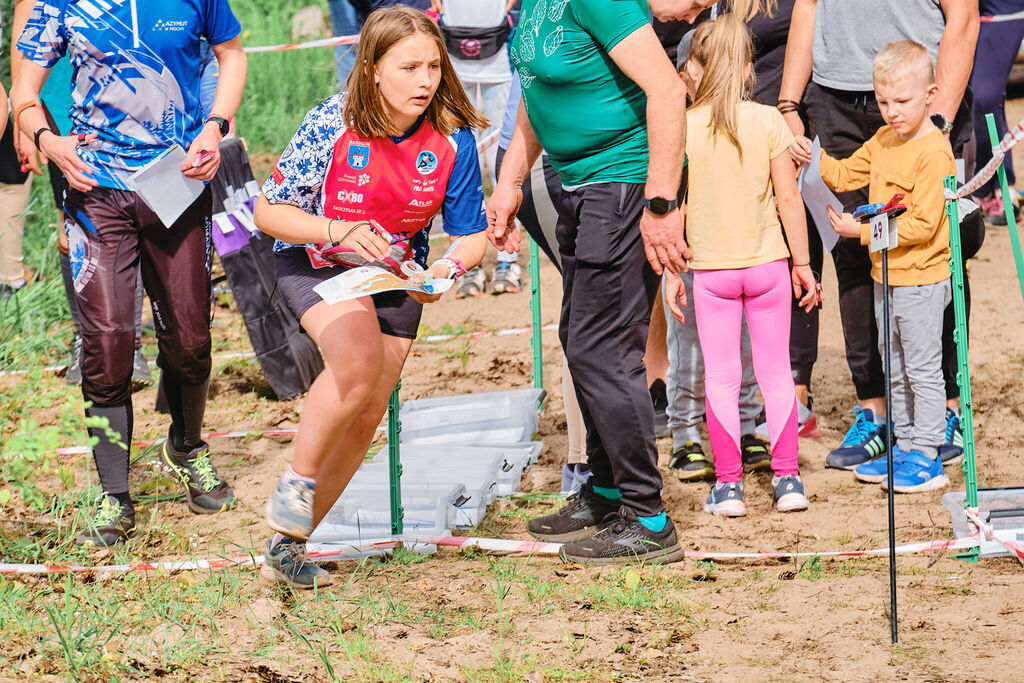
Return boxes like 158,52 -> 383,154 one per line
270,532 -> 285,548
280,465 -> 315,486
873,412 -> 886,425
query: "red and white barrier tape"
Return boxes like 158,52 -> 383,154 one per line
963,507 -> 1024,564
980,10 -> 1024,22
243,34 -> 358,54
0,323 -> 557,378
51,428 -> 302,457
947,117 -> 1024,200
0,534 -> 982,576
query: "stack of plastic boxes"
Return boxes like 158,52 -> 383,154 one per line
308,388 -> 545,553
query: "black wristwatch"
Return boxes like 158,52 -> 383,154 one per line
206,115 -> 230,136
644,196 -> 678,216
930,113 -> 953,134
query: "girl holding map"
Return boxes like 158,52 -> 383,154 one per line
254,6 -> 491,588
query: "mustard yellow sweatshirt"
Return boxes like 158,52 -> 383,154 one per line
820,126 -> 955,286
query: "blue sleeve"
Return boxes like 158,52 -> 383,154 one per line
202,0 -> 241,45
442,128 -> 487,236
17,1 -> 66,67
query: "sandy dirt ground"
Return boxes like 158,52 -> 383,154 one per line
4,106 -> 1024,682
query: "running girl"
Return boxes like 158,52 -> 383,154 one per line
663,15 -> 817,517
254,7 -> 490,588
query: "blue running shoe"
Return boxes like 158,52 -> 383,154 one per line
825,407 -> 887,470
938,409 -> 964,465
882,450 -> 949,493
854,444 -> 906,484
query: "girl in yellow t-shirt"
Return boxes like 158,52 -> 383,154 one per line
664,15 -> 817,517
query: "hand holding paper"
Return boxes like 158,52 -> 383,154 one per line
313,265 -> 454,305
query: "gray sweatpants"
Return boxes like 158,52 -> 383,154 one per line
873,280 -> 951,458
664,270 -> 760,451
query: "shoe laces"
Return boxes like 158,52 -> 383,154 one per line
93,496 -> 124,528
190,448 -> 222,492
945,413 -> 960,442
840,407 -> 877,446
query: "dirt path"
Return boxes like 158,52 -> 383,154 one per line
4,111 -> 1024,680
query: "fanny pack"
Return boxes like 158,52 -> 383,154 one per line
440,20 -> 511,60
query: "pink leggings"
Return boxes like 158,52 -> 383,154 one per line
693,259 -> 798,482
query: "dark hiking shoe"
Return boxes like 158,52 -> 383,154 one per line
161,430 -> 236,514
264,537 -> 332,589
77,495 -> 136,548
650,379 -> 669,438
131,348 -> 153,390
559,506 -> 685,566
668,441 -> 714,482
741,434 -> 772,472
65,335 -> 83,385
526,485 -> 618,542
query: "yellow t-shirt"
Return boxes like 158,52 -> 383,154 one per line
684,101 -> 794,270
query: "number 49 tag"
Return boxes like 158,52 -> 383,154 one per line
869,215 -> 899,253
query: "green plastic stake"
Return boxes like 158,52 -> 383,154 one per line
529,237 -> 543,392
944,175 -> 979,563
986,113 -> 1024,305
388,380 -> 404,536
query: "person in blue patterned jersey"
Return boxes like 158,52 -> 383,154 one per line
11,0 -> 248,548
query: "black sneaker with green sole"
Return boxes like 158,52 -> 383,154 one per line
161,429 -> 236,514
77,495 -> 136,548
559,506 -> 685,566
526,484 -> 619,542
668,442 -> 714,481
741,434 -> 772,472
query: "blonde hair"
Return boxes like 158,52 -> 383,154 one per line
343,7 -> 488,138
873,40 -> 935,87
729,0 -> 778,21
689,15 -> 755,160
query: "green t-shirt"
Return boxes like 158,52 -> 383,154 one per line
511,0 -> 649,186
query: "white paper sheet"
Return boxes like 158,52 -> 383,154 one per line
128,145 -> 206,228
313,265 -> 454,304
797,137 -> 842,252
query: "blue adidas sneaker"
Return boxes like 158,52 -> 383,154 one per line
825,407 -> 887,470
882,449 -> 949,493
938,409 -> 964,464
854,444 -> 906,484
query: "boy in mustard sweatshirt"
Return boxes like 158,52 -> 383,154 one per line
817,40 -> 955,493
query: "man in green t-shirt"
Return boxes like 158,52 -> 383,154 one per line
488,0 -> 711,565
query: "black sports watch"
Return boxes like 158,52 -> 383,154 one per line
644,196 -> 678,216
206,115 -> 230,137
930,113 -> 953,134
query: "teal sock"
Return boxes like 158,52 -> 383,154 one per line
591,485 -> 622,501
637,512 -> 667,533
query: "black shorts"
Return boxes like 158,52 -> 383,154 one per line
275,247 -> 423,340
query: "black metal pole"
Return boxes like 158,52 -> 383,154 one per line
882,248 -> 898,644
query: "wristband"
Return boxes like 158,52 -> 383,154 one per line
327,219 -> 336,243
792,262 -> 810,267
776,99 -> 800,109
434,257 -> 466,280
33,127 -> 52,151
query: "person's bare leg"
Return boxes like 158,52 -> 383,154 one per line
645,291 -> 669,386
795,384 -> 809,407
311,334 -> 411,527
290,299 -> 387,478
860,396 -> 885,416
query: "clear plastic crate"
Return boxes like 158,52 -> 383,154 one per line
942,487 -> 1024,558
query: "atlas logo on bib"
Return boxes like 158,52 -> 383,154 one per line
408,198 -> 432,208
348,143 -> 370,170
416,151 -> 438,175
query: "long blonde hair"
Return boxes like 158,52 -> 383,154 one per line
343,7 -> 488,138
729,0 -> 778,21
689,14 -> 755,160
